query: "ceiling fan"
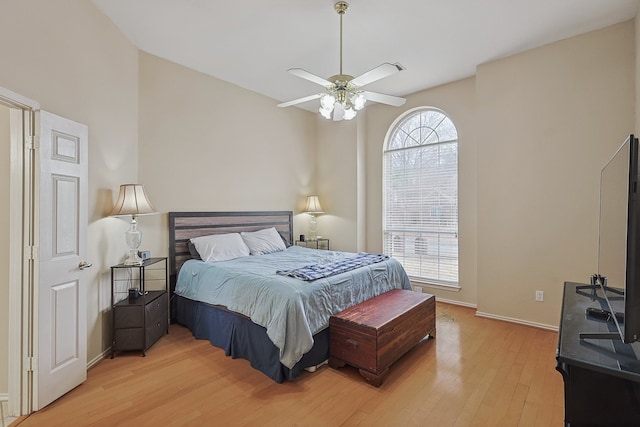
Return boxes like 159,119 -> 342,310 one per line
277,1 -> 406,121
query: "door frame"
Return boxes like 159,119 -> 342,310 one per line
1,87 -> 39,417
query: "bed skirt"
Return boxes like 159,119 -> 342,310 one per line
175,295 -> 329,383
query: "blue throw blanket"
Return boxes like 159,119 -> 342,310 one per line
277,252 -> 390,281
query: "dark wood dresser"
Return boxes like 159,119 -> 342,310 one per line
556,282 -> 640,426
329,289 -> 436,386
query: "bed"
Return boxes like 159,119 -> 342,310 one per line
169,211 -> 411,382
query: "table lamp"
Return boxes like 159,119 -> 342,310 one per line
303,195 -> 324,241
110,184 -> 157,265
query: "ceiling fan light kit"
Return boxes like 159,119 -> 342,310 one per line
278,1 -> 406,121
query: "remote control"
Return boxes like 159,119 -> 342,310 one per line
585,307 -> 625,323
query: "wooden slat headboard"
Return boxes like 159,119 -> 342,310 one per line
168,211 -> 293,281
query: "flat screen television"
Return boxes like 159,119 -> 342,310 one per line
587,134 -> 640,343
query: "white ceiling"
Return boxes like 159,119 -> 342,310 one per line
91,0 -> 639,112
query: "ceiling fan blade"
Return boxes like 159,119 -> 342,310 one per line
363,91 -> 406,107
288,68 -> 333,87
350,63 -> 405,88
277,93 -> 322,108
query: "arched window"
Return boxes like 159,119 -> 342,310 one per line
383,108 -> 458,286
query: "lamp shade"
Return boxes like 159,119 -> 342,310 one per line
304,195 -> 324,214
109,184 -> 156,217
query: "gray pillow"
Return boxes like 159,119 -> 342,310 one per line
187,240 -> 202,259
278,230 -> 292,248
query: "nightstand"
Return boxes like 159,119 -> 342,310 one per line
110,257 -> 169,357
295,238 -> 330,250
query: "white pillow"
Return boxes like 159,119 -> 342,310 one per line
241,227 -> 287,255
190,233 -> 250,262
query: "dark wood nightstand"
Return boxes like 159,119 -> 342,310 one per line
295,238 -> 330,250
110,257 -> 168,357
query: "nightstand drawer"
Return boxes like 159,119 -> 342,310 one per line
145,292 -> 167,320
146,293 -> 168,348
114,305 -> 143,328
114,328 -> 144,351
146,318 -> 166,348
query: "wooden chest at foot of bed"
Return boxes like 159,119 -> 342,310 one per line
329,289 -> 436,387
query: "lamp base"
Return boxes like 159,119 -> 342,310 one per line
308,215 -> 318,241
124,250 -> 143,265
124,216 -> 143,265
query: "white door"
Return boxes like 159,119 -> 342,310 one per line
36,111 -> 88,410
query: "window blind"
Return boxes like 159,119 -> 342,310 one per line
383,109 -> 459,286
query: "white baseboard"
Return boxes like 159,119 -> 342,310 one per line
435,297 -> 558,331
0,392 -> 7,424
87,348 -> 110,370
475,311 -> 558,332
435,297 -> 477,309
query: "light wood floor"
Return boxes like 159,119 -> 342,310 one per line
12,303 -> 564,427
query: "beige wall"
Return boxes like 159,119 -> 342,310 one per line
0,0 -> 140,368
316,118 -> 359,252
136,52 -> 317,257
328,21 -> 634,328
474,21 -> 634,327
0,105 -> 8,393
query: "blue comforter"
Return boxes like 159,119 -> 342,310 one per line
175,245 -> 411,368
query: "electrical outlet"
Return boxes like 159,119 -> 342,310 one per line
413,286 -> 423,293
536,290 -> 544,302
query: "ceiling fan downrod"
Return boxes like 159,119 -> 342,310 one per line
335,1 -> 349,77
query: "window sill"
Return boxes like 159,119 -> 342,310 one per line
410,279 -> 460,292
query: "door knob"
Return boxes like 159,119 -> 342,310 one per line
79,261 -> 93,270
